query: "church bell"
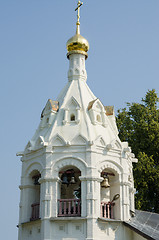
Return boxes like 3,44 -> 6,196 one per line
101,174 -> 110,188
70,176 -> 76,184
62,173 -> 68,184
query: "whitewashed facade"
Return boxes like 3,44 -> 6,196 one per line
17,2 -> 147,240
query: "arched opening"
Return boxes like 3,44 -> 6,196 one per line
70,114 -> 75,121
58,166 -> 81,217
100,169 -> 120,219
29,170 -> 41,221
97,114 -> 101,122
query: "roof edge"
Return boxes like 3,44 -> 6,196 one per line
123,221 -> 155,240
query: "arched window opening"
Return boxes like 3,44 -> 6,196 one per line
97,114 -> 101,122
70,114 -> 75,121
100,170 -> 119,219
58,166 -> 81,217
29,170 -> 41,221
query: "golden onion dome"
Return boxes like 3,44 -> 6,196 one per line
66,31 -> 89,59
67,1 -> 89,59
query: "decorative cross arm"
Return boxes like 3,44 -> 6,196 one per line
75,1 -> 83,25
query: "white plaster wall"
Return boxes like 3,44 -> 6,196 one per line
51,220 -> 86,240
132,231 -> 146,240
20,222 -> 41,240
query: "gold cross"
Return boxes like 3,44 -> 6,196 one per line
75,1 -> 83,26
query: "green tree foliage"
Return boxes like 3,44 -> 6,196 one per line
116,89 -> 159,213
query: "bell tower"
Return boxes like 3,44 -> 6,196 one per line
17,1 -> 137,240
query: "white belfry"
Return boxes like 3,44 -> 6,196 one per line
17,2 -> 140,240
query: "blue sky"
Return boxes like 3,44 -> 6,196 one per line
0,0 -> 159,239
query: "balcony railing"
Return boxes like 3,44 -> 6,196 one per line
30,203 -> 40,221
101,202 -> 115,219
58,199 -> 81,217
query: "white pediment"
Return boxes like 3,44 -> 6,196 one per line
88,99 -> 107,127
94,136 -> 106,147
25,140 -> 35,151
66,97 -> 80,109
88,99 -> 105,112
107,139 -> 122,150
52,134 -> 66,146
114,140 -> 122,149
41,99 -> 59,118
72,134 -> 87,145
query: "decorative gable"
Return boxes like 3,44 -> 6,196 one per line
24,140 -> 34,152
106,139 -> 122,151
41,99 -> 59,117
40,99 -> 59,129
52,134 -> 66,146
88,99 -> 107,127
104,106 -> 118,135
72,134 -> 87,145
63,97 -> 81,125
114,139 -> 122,149
104,106 -> 114,116
94,135 -> 106,147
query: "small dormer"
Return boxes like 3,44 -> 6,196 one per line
63,97 -> 81,125
105,106 -> 118,135
40,99 -> 59,129
88,99 -> 107,127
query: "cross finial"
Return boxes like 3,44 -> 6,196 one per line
75,1 -> 83,34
